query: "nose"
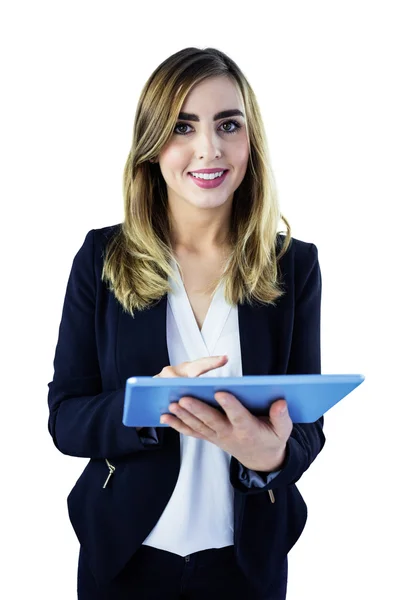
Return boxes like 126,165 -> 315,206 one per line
193,127 -> 222,160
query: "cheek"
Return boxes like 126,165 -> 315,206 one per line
160,144 -> 188,172
234,141 -> 250,167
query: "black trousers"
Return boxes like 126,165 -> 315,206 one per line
77,544 -> 288,599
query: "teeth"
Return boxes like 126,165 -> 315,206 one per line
191,171 -> 225,180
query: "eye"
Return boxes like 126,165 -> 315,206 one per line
174,119 -> 242,136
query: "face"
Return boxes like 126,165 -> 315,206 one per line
156,76 -> 250,212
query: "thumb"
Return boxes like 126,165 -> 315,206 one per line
271,399 -> 288,417
269,399 -> 293,438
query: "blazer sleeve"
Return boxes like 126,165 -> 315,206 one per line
47,230 -> 162,459
230,242 -> 326,494
237,465 -> 282,487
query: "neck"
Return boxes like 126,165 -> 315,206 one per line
168,199 -> 232,254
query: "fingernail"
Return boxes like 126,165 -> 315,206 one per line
217,394 -> 228,405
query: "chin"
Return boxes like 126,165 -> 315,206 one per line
191,196 -> 229,209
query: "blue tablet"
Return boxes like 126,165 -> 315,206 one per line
122,374 -> 365,426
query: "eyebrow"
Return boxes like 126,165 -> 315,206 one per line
177,109 -> 245,122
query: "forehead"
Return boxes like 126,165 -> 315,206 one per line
181,76 -> 244,113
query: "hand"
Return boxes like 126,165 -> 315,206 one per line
135,355 -> 228,432
161,388 -> 293,473
155,355 -> 229,378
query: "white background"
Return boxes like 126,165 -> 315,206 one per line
1,1 -> 399,598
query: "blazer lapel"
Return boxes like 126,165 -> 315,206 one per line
116,295 -> 170,382
238,299 -> 283,376
116,294 -> 172,446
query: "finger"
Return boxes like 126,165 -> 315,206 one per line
156,364 -> 183,378
155,356 -> 229,379
178,397 -> 226,432
183,355 -> 228,378
214,392 -> 252,429
169,402 -> 217,437
161,410 -> 211,439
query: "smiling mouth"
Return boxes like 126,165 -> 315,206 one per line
188,169 -> 229,178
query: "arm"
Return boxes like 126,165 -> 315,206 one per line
47,230 -> 162,459
231,242 -> 326,494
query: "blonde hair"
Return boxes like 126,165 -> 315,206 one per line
102,47 -> 292,316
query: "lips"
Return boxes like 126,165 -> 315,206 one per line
188,169 -> 229,189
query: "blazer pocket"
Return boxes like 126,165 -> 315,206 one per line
67,459 -> 115,545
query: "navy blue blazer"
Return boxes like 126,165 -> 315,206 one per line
47,224 -> 325,596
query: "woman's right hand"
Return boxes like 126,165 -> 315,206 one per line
135,355 -> 228,431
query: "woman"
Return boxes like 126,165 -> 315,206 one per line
48,47 -> 325,599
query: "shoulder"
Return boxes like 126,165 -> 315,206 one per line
92,223 -> 122,248
71,224 -> 122,282
76,223 -> 121,251
276,234 -> 320,301
77,223 -> 122,258
277,233 -> 319,272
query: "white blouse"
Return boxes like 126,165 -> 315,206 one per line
142,259 -> 279,556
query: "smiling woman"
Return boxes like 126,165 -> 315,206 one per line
48,46 -> 325,600
102,47 -> 292,314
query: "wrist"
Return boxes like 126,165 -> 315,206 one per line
257,446 -> 287,473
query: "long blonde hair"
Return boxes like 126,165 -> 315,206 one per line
102,47 -> 292,316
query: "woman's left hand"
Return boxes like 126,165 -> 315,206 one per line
160,392 -> 293,472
